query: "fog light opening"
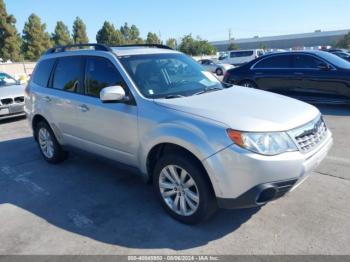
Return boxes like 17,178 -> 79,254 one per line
256,187 -> 277,204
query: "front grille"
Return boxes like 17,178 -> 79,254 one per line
14,96 -> 24,103
289,116 -> 328,154
1,98 -> 13,105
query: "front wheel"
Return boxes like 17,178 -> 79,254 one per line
153,154 -> 217,224
239,80 -> 258,88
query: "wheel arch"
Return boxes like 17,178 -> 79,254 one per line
146,143 -> 215,194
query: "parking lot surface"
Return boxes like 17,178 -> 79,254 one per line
0,105 -> 349,255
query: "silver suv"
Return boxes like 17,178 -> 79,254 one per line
25,44 -> 333,224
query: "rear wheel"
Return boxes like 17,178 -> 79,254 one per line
240,80 -> 258,88
215,68 -> 223,76
35,121 -> 67,164
153,154 -> 217,224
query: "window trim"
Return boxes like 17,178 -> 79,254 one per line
251,53 -> 336,71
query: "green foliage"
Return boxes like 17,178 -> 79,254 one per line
336,32 -> 350,49
96,21 -> 124,45
227,42 -> 239,51
72,17 -> 89,44
22,13 -> 51,61
178,34 -> 217,56
51,21 -> 72,46
166,38 -> 177,49
0,0 -> 21,62
146,32 -> 162,45
120,23 -> 144,44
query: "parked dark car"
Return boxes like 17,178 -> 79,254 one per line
333,51 -> 350,62
223,51 -> 350,104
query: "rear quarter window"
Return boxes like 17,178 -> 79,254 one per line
32,59 -> 56,87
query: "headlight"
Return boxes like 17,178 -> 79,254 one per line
227,129 -> 298,156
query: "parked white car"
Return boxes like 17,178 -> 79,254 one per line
0,72 -> 25,120
220,49 -> 265,66
198,59 -> 234,75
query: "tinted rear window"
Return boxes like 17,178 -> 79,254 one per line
254,55 -> 291,69
32,59 -> 55,87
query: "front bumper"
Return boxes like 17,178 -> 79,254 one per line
203,131 -> 333,208
0,103 -> 25,120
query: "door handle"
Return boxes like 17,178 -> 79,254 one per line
78,104 -> 89,112
43,96 -> 51,102
294,72 -> 304,75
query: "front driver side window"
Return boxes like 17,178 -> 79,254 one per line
85,56 -> 125,97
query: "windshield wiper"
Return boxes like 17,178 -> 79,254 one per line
164,94 -> 186,99
193,87 -> 223,96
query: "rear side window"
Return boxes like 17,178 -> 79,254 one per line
84,56 -> 125,97
230,51 -> 254,58
254,55 -> 291,69
32,59 -> 55,87
292,55 -> 326,69
52,56 -> 82,92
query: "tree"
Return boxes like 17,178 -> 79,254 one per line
0,0 -> 21,62
51,21 -> 71,46
120,23 -> 143,44
96,21 -> 124,45
146,32 -> 161,44
22,13 -> 51,61
72,17 -> 89,44
166,38 -> 177,49
336,32 -> 350,49
178,34 -> 217,56
227,42 -> 239,51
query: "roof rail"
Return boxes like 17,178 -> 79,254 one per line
45,43 -> 112,54
113,44 -> 173,50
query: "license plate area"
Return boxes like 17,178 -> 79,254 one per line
0,108 -> 10,116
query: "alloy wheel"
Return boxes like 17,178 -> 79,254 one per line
159,165 -> 200,216
38,127 -> 54,159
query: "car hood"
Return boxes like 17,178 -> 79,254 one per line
0,85 -> 25,98
155,86 -> 320,132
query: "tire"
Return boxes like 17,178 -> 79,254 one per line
215,68 -> 223,76
35,121 -> 67,164
153,154 -> 217,224
240,80 -> 257,88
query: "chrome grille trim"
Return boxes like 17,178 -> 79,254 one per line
288,116 -> 328,154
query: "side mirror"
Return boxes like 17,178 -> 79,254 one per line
100,85 -> 127,103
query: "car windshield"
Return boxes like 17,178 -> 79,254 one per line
0,73 -> 17,87
317,52 -> 350,69
119,53 -> 225,99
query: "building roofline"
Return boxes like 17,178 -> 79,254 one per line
210,29 -> 350,45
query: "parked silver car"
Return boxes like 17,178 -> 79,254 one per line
198,59 -> 234,75
0,72 -> 25,120
25,44 -> 333,224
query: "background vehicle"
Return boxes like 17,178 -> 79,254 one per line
26,44 -> 332,224
220,49 -> 265,66
223,51 -> 350,104
198,59 -> 234,75
333,51 -> 350,62
0,72 -> 25,120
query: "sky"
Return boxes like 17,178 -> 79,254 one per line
5,0 -> 350,43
